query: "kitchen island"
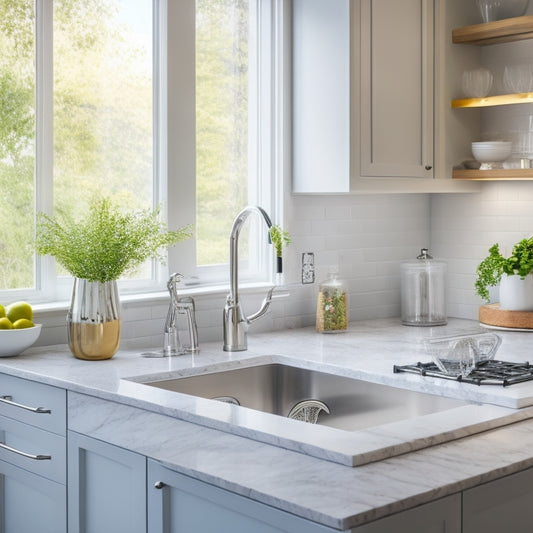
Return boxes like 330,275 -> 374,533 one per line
2,318 -> 533,532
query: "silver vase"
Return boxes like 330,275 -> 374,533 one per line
67,278 -> 121,360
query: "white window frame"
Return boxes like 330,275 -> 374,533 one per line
0,0 -> 286,305
166,0 -> 287,289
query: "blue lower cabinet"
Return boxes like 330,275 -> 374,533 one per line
0,459 -> 66,533
68,431 -> 146,533
147,460 -> 338,533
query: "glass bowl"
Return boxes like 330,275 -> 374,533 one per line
503,64 -> 533,94
477,0 -> 529,23
424,332 -> 502,377
462,68 -> 493,98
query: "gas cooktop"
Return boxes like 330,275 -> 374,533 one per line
394,360 -> 533,387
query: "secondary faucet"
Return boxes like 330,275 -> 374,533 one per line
164,273 -> 199,355
223,206 -> 277,352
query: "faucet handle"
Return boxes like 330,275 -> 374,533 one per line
270,286 -> 290,301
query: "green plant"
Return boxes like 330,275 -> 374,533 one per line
475,237 -> 533,301
269,225 -> 291,258
35,197 -> 192,283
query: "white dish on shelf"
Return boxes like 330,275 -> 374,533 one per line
472,141 -> 513,169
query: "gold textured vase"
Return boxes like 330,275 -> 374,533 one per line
67,278 -> 121,360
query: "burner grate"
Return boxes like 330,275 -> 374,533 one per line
393,360 -> 533,387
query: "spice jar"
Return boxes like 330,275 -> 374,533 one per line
316,267 -> 348,332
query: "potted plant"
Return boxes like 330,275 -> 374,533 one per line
475,237 -> 533,311
35,196 -> 192,360
269,225 -> 291,274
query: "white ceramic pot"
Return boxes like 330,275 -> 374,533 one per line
499,273 -> 533,311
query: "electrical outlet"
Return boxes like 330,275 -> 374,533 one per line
301,252 -> 315,284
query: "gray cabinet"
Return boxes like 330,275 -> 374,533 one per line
359,0 -> 434,179
148,460 -> 461,533
292,0 -> 434,193
68,431 -> 146,533
148,460 -> 338,533
0,373 -> 66,533
292,0 -> 478,193
353,494 -> 460,533
463,467 -> 533,533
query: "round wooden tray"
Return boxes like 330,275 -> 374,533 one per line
479,303 -> 533,330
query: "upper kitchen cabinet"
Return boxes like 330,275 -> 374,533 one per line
292,0 -> 479,193
359,0 -> 433,180
292,0 -> 350,193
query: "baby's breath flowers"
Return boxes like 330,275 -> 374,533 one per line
35,197 -> 192,283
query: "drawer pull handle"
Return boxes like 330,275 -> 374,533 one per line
154,481 -> 165,489
0,395 -> 52,414
0,441 -> 52,461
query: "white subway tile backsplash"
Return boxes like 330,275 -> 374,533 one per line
432,182 -> 533,320
43,183 -> 533,347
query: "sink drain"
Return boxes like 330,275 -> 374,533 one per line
288,400 -> 330,424
212,396 -> 240,406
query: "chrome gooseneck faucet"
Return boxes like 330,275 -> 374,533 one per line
223,206 -> 276,352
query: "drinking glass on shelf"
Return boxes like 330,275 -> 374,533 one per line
503,64 -> 533,94
461,68 -> 493,98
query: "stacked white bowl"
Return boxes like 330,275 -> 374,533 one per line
472,141 -> 513,169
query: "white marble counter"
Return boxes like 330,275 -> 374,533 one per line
3,317 -> 533,530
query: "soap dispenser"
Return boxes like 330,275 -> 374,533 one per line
316,266 -> 348,333
401,248 -> 447,326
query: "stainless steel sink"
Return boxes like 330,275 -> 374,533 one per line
144,363 -> 468,432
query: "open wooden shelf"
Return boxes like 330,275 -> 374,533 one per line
452,15 -> 533,45
453,168 -> 533,180
452,93 -> 533,108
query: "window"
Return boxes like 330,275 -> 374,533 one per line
196,0 -> 251,267
189,0 -> 284,284
0,0 -> 283,303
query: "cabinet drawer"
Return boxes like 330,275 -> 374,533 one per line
0,414 -> 66,484
0,373 -> 66,435
0,459 -> 67,533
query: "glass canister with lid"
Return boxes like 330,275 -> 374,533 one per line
401,248 -> 447,326
316,266 -> 348,333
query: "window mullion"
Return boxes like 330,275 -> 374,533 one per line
153,0 -> 169,284
35,0 -> 55,298
166,0 -> 197,278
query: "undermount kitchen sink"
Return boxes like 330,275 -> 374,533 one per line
123,357 -> 533,466
144,363 -> 467,432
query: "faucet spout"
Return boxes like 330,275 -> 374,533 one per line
223,206 -> 273,352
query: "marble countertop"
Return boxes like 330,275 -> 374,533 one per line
3,317 -> 533,530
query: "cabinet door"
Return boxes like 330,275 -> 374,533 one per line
463,467 -> 533,533
0,459 -> 66,533
148,460 -> 337,533
68,431 -> 146,533
360,0 -> 434,178
292,0 -> 351,193
353,494 -> 460,533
